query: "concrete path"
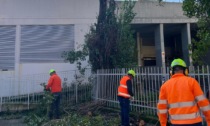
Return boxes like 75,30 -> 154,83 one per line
0,119 -> 26,126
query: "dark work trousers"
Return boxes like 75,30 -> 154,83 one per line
118,96 -> 130,126
171,122 -> 202,126
49,92 -> 61,119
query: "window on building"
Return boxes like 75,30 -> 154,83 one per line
0,26 -> 15,70
20,25 -> 74,63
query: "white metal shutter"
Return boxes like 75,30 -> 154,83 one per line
0,26 -> 16,70
20,25 -> 74,63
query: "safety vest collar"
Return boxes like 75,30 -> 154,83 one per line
125,75 -> 132,79
171,73 -> 185,78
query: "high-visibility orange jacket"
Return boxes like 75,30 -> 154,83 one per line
118,76 -> 131,98
157,73 -> 210,126
46,73 -> 62,93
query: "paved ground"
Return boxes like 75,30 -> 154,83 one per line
0,119 -> 26,126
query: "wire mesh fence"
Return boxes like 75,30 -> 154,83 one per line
94,66 -> 210,115
0,66 -> 210,115
147,0 -> 183,2
162,0 -> 183,2
0,69 -> 93,111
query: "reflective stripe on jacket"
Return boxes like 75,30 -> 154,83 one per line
118,76 -> 130,98
157,73 -> 210,126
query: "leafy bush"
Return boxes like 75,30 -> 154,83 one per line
24,83 -> 54,126
24,114 -> 48,126
23,83 -> 120,126
45,114 -> 119,126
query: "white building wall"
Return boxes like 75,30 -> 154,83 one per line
0,0 -> 98,25
132,0 -> 197,23
19,24 -> 91,76
0,0 -> 197,78
0,0 -> 198,96
0,0 -> 99,78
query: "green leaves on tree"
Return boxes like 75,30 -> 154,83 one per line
63,0 -> 138,72
183,0 -> 210,65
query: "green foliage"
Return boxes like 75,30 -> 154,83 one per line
85,0 -> 118,71
24,83 -> 54,126
45,114 -> 119,126
0,109 -> 23,120
62,83 -> 93,104
62,44 -> 89,72
115,1 -> 137,68
24,114 -> 48,126
183,0 -> 210,65
63,0 -> 137,72
183,0 -> 210,18
87,0 -> 137,71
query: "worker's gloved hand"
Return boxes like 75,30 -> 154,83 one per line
44,86 -> 50,92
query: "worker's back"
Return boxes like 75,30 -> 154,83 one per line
164,74 -> 196,105
49,74 -> 62,93
158,58 -> 210,126
160,73 -> 203,124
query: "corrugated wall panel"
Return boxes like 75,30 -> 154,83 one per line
20,25 -> 74,63
0,26 -> 16,70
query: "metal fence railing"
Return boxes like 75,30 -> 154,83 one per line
147,0 -> 183,3
94,66 -> 210,115
163,0 -> 183,2
0,69 -> 93,111
1,66 -> 210,115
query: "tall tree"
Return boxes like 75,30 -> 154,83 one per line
86,0 -> 118,71
63,0 -> 137,72
115,1 -> 137,68
86,0 -> 137,71
183,0 -> 210,65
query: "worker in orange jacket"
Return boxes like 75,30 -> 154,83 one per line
118,70 -> 135,126
46,69 -> 62,120
157,58 -> 210,126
